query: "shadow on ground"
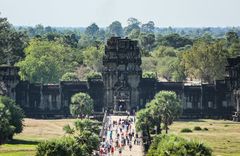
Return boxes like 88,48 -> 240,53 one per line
177,119 -> 206,122
8,139 -> 40,145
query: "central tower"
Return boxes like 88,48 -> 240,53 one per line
102,37 -> 142,112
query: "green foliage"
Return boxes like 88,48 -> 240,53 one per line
73,119 -> 99,134
0,103 -> 15,144
107,21 -> 123,37
156,56 -> 178,81
70,92 -> 94,118
228,40 -> 240,56
182,39 -> 229,83
82,45 -> 104,72
74,130 -> 99,154
141,57 -> 158,73
139,33 -> 155,54
85,23 -> 99,38
157,33 -> 193,48
135,108 -> 152,133
194,126 -> 202,131
180,128 -> 193,133
136,91 -> 181,137
147,134 -> 212,156
135,108 -> 153,142
17,39 -> 77,83
61,72 -> 79,81
149,91 -> 182,133
36,137 -> 88,156
86,71 -> 102,79
63,125 -> 74,134
0,16 -> 28,65
0,96 -> 24,144
128,29 -> 140,40
124,17 -> 141,35
142,48 -> 186,82
203,127 -> 209,131
142,71 -> 157,79
151,46 -> 177,57
225,31 -> 239,44
38,119 -> 100,156
141,21 -> 155,33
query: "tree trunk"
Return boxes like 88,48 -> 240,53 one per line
146,125 -> 151,144
165,122 -> 168,134
156,116 -> 162,134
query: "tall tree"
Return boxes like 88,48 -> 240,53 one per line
135,108 -> 153,143
107,21 -> 123,37
61,72 -> 79,81
0,96 -> 24,144
157,33 -> 192,48
85,23 -> 99,38
0,16 -> 28,65
153,91 -> 181,133
82,45 -> 104,72
139,33 -> 155,54
70,92 -> 94,118
124,17 -> 141,35
225,31 -> 239,44
17,39 -> 75,83
141,21 -> 155,33
34,24 -> 44,36
182,39 -> 229,83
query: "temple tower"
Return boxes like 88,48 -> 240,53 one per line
102,37 -> 142,112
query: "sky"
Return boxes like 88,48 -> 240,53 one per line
0,0 -> 240,27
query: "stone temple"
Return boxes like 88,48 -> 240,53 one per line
0,37 -> 240,120
103,37 -> 142,112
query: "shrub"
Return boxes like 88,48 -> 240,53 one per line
194,126 -> 202,131
142,71 -> 157,79
147,134 -> 212,156
61,72 -> 79,81
86,71 -> 102,79
180,128 -> 192,133
70,92 -> 94,118
36,137 -> 88,156
203,128 -> 209,131
0,96 -> 24,144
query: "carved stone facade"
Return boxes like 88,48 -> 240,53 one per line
0,37 -> 239,119
102,37 -> 141,112
225,56 -> 240,121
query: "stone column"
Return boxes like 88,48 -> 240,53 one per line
40,83 -> 44,110
59,82 -> 62,110
26,83 -> 29,108
237,92 -> 240,112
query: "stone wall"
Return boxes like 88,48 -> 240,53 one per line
0,38 -> 238,119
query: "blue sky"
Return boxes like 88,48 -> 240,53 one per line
0,0 -> 239,27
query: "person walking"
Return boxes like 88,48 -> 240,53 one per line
111,146 -> 115,155
129,143 -> 132,151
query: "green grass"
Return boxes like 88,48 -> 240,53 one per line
0,151 -> 35,156
0,118 -> 75,156
1,118 -> 240,156
169,119 -> 240,156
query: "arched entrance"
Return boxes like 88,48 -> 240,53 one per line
114,90 -> 130,112
117,99 -> 127,111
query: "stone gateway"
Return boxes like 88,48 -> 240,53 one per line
103,37 -> 141,113
0,37 -> 239,119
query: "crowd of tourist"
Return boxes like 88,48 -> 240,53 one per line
99,116 -> 142,156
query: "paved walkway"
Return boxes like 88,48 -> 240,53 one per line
99,115 -> 144,156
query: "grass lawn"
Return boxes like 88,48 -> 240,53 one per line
1,118 -> 240,156
0,118 -> 75,156
169,119 -> 240,156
